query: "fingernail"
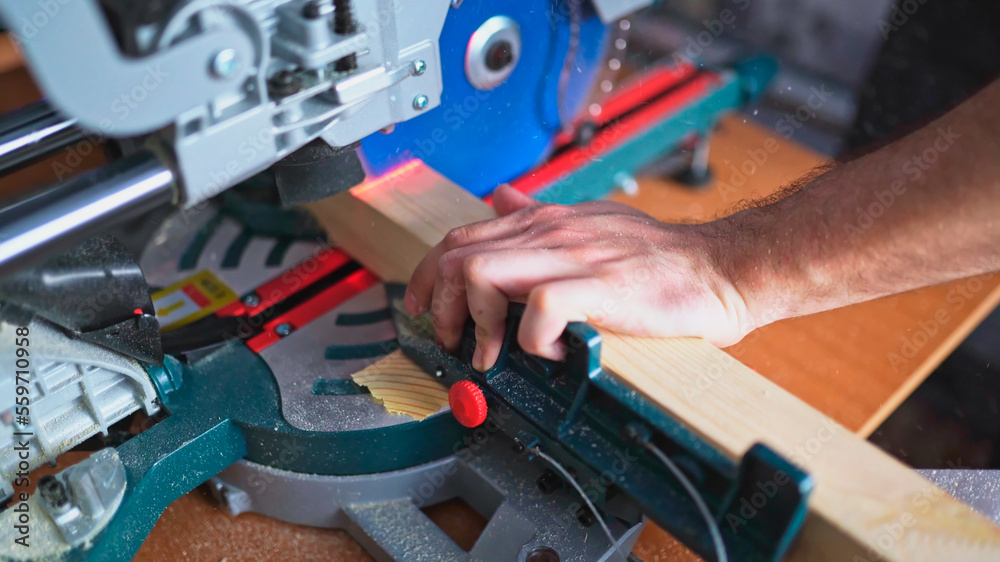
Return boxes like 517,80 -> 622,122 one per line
472,345 -> 484,372
404,291 -> 421,315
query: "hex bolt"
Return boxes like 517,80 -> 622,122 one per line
413,95 -> 429,111
210,49 -> 239,79
412,59 -> 427,76
242,293 -> 261,307
275,323 -> 293,337
536,469 -> 563,494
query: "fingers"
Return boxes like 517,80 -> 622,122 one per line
463,251 -> 588,371
428,247 -> 473,351
405,212 -> 534,315
492,184 -> 539,216
464,255 -> 509,372
519,278 -> 607,360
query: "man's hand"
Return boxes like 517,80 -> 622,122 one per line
404,185 -> 754,372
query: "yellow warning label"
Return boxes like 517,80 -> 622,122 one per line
152,270 -> 239,331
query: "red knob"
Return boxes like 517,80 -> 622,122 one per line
449,380 -> 488,428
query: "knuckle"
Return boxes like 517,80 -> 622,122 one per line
517,331 -> 543,356
437,249 -> 464,278
443,226 -> 471,249
531,286 -> 558,314
535,203 -> 571,220
548,225 -> 584,241
474,323 -> 493,342
462,254 -> 489,282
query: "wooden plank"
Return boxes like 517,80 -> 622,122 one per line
307,160 -> 1000,561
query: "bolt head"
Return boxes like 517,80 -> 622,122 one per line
275,323 -> 293,337
210,49 -> 239,79
242,293 -> 261,307
485,40 -> 514,71
269,69 -> 303,97
413,59 -> 427,76
413,94 -> 429,110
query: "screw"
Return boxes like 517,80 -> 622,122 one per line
575,506 -> 597,527
210,49 -> 239,79
275,323 -> 293,337
536,469 -> 563,494
334,0 -> 358,71
434,366 -> 445,378
269,69 -> 302,97
412,59 -> 427,76
242,293 -> 261,307
511,439 -> 525,454
413,95 -> 429,110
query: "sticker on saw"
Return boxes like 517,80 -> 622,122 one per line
152,270 -> 239,331
351,351 -> 449,421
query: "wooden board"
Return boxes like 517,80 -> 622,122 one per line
307,160 -> 1000,561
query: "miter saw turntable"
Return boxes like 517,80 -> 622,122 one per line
0,0 -> 794,560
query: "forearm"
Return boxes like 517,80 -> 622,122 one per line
718,79 -> 1000,325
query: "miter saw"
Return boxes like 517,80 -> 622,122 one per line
0,0 -> 789,560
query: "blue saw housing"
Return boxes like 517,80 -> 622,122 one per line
361,0 -> 610,196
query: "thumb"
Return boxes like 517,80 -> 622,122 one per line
492,184 -> 539,216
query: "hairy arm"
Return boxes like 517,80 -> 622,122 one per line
405,78 -> 1000,372
724,78 -> 1000,326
